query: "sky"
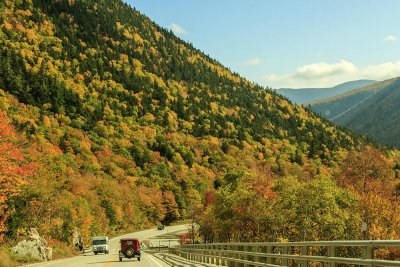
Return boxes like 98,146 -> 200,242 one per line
125,0 -> 400,89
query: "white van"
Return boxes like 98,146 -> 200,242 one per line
92,236 -> 109,255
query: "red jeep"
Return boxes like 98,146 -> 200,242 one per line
119,238 -> 141,261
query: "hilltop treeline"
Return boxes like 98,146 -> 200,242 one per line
0,0 -> 399,249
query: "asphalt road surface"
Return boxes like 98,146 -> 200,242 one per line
25,224 -> 215,267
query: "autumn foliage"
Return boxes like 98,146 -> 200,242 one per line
0,111 -> 37,242
0,0 -> 399,252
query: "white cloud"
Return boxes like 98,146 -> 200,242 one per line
361,61 -> 400,80
261,60 -> 400,88
294,60 -> 357,79
168,23 -> 187,35
244,57 -> 262,66
384,35 -> 397,42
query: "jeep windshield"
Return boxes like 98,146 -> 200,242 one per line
92,240 -> 107,245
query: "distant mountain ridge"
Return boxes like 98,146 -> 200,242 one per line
310,77 -> 400,147
276,80 -> 377,104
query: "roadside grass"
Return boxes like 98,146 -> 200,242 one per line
48,239 -> 78,260
0,244 -> 17,267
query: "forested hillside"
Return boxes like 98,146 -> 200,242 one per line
311,77 -> 400,148
0,0 -> 399,251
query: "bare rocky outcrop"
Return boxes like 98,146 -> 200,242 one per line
72,228 -> 84,252
11,228 -> 52,262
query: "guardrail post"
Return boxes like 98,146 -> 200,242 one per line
243,245 -> 247,267
282,246 -> 289,266
226,245 -> 230,267
363,243 -> 374,265
367,244 -> 374,260
234,245 -> 240,267
266,245 -> 272,264
221,245 -> 224,266
208,246 -> 215,264
214,244 -> 217,265
300,246 -> 308,267
254,245 -> 260,264
215,244 -> 219,266
328,245 -> 336,267
227,245 -> 232,267
206,246 -> 209,263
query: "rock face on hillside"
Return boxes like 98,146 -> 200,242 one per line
11,228 -> 52,262
72,228 -> 84,252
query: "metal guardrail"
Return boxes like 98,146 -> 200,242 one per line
169,240 -> 400,267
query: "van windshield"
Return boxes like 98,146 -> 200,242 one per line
92,239 -> 107,245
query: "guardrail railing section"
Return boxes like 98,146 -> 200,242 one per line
169,240 -> 400,266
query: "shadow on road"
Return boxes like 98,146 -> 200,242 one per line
86,260 -> 136,264
86,260 -> 129,264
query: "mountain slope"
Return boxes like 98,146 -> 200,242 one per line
0,0 -> 398,249
276,80 -> 377,104
343,79 -> 400,147
311,77 -> 400,147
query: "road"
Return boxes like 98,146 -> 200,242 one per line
25,224 -> 215,267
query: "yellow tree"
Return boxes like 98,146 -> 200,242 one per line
336,146 -> 394,239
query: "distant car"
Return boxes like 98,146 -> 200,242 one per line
119,238 -> 141,261
91,236 -> 109,255
157,224 -> 165,230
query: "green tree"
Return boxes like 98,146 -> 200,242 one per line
272,176 -> 360,241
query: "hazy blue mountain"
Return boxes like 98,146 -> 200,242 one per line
310,77 -> 400,147
276,80 -> 377,104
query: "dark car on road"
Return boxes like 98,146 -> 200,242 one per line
157,224 -> 165,230
119,238 -> 141,261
